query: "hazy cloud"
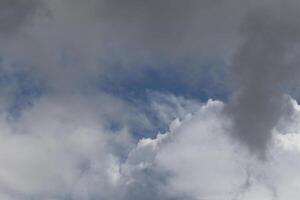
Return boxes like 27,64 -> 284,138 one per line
0,0 -> 42,35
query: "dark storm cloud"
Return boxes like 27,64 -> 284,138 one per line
227,1 -> 300,158
0,0 -> 42,35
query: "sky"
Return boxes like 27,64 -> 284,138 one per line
1,0 -> 300,199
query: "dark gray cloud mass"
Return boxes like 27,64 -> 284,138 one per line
63,0 -> 239,60
95,0 -> 197,45
227,1 -> 300,158
0,0 -> 242,94
0,0 -> 42,35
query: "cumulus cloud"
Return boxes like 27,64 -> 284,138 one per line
136,98 -> 300,200
0,94 -> 130,199
0,91 -> 194,199
0,93 -> 299,199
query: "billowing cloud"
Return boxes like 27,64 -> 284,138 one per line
227,0 -> 300,158
0,92 -> 199,199
0,94 -> 298,199
135,98 -> 300,200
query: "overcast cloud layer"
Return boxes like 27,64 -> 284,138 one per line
0,0 -> 300,200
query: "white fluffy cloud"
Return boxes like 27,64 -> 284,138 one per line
0,93 -> 299,199
127,97 -> 300,200
0,92 -> 199,199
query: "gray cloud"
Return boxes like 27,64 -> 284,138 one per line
0,0 -> 244,92
0,0 -> 42,35
227,1 -> 300,158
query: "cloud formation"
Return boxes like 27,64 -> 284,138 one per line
0,94 -> 299,199
0,0 -> 42,35
133,98 -> 300,200
0,0 -> 244,92
0,0 -> 300,199
227,1 -> 300,158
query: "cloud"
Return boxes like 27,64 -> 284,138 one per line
0,0 -> 42,35
227,0 -> 300,158
0,0 -> 247,92
1,1 -> 300,199
0,93 -> 299,199
136,97 -> 300,200
0,0 -> 279,101
0,95 -> 129,199
0,91 -> 195,199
